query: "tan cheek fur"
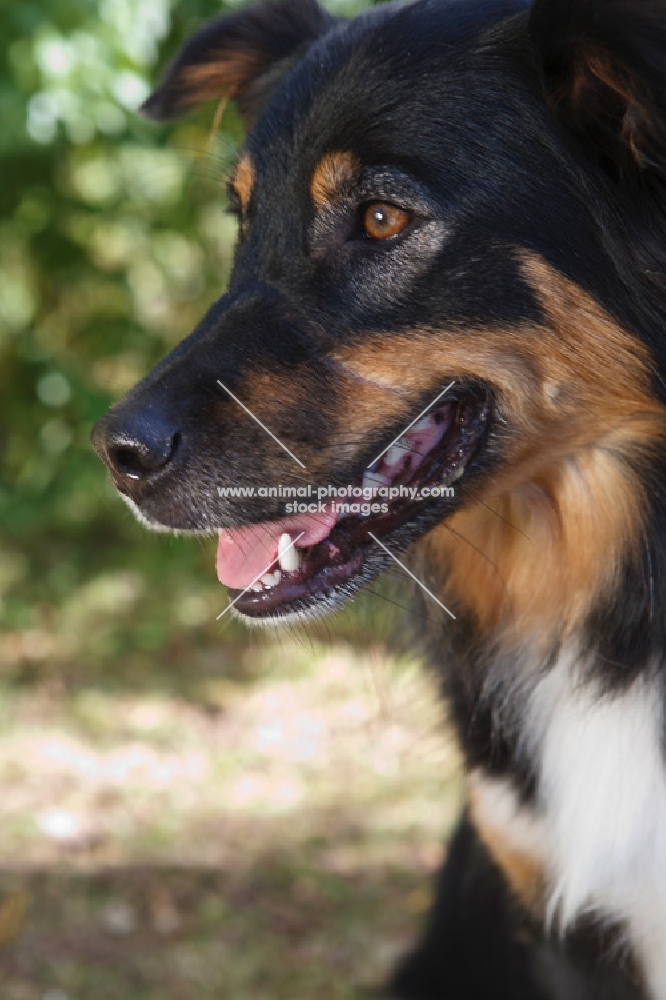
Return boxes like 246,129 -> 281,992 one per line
327,252 -> 666,641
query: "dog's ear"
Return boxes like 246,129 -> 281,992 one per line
141,0 -> 333,126
529,0 -> 666,182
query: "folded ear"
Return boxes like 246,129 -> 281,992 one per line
529,0 -> 666,183
141,0 -> 333,125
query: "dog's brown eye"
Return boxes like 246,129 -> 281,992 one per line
363,202 -> 411,240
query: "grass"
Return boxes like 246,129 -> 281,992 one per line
0,635 -> 462,1000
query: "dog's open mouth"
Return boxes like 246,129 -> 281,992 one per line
218,389 -> 489,621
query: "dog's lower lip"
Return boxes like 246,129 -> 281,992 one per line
223,391 -> 489,620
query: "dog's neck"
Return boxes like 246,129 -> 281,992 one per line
421,453 -> 666,997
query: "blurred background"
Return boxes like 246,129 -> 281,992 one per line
0,1 -> 462,996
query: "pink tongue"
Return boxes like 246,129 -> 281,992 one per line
216,506 -> 338,589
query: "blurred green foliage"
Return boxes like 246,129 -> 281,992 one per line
0,12 -> 450,994
0,0 -> 393,687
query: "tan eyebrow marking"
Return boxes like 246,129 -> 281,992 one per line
232,152 -> 255,212
310,151 -> 360,208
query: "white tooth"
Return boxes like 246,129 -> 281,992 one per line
362,469 -> 386,492
411,415 -> 434,433
260,569 -> 282,589
249,582 -> 264,592
384,443 -> 407,468
278,533 -> 301,573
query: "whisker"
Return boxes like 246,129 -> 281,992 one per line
443,522 -> 506,586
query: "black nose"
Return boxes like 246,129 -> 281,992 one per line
91,407 -> 181,482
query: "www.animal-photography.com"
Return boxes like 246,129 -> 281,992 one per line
4,0 -> 666,997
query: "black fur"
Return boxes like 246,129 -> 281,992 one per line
92,1 -> 666,996
391,816 -> 638,1000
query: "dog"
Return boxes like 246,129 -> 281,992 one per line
91,0 -> 666,995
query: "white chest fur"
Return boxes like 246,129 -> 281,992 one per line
475,654 -> 666,997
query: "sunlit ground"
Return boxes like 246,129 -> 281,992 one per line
0,636 -> 462,1000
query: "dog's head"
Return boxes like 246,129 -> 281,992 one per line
93,0 -> 666,630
